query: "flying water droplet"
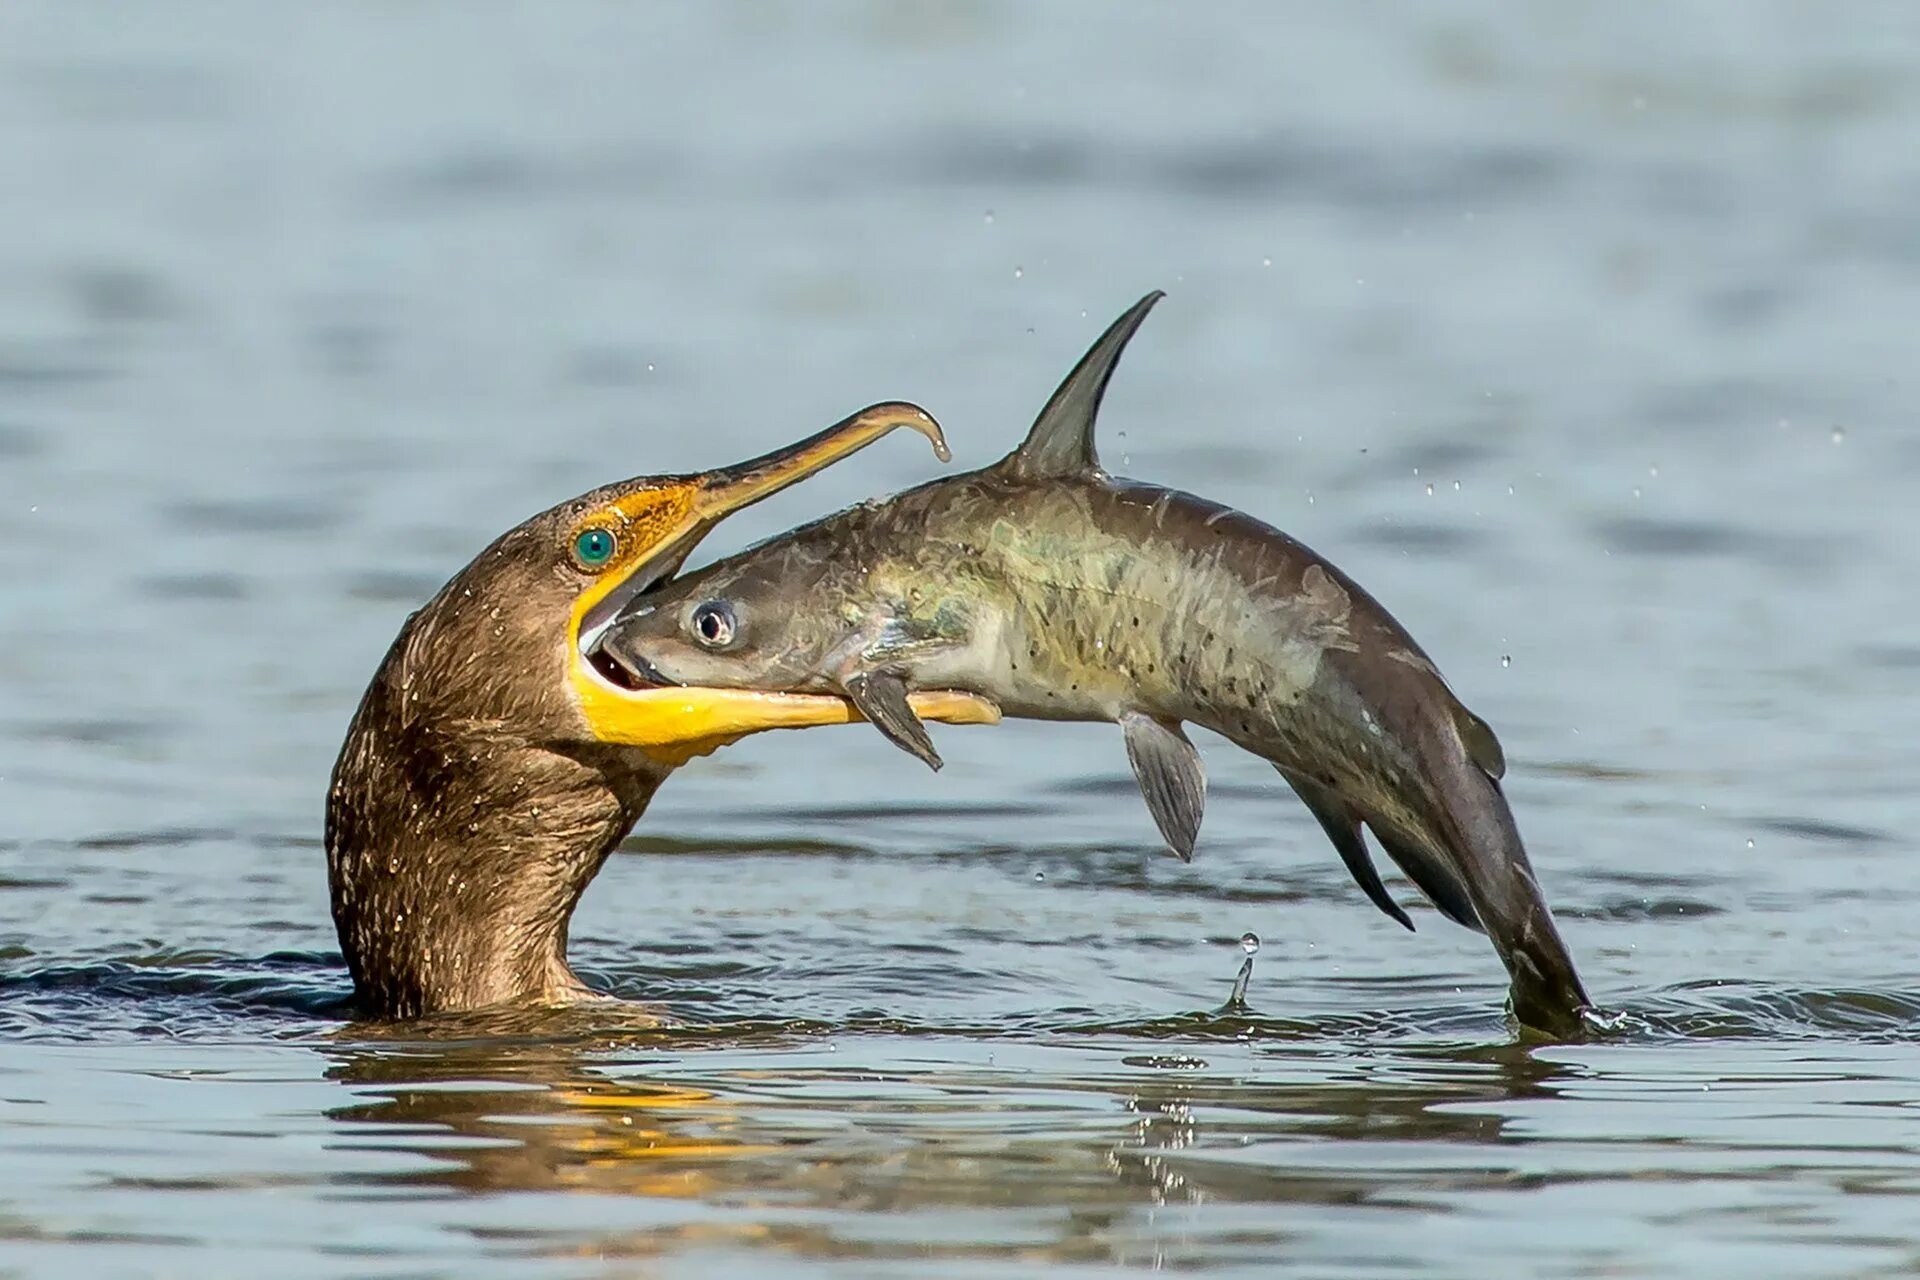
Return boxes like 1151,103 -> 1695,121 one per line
1240,932 -> 1260,956
1831,425 -> 1846,444
1033,871 -> 1046,882
983,209 -> 995,224
1013,265 -> 1024,279
1261,256 -> 1272,268
1746,838 -> 1755,849
1424,483 -> 1434,497
1500,654 -> 1512,668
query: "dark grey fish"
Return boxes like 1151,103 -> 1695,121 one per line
596,293 -> 1594,1037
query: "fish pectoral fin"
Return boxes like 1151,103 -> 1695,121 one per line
843,669 -> 944,772
1121,713 -> 1205,862
1277,769 -> 1414,932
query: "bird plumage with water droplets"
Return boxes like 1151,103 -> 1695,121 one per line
596,293 -> 1594,1038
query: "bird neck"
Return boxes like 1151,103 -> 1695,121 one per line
324,640 -> 662,1019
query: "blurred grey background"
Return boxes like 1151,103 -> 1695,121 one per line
4,3 -> 1914,845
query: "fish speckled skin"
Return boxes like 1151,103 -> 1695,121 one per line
602,294 -> 1592,1038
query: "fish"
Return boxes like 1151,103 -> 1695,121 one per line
595,292 -> 1594,1037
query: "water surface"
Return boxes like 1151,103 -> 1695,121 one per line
4,4 -> 1920,1276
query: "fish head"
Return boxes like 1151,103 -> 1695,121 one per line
596,533 -> 976,773
595,545 -> 855,693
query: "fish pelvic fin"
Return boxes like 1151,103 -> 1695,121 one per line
1002,290 -> 1164,481
1121,712 -> 1205,862
1276,768 -> 1414,931
843,669 -> 944,772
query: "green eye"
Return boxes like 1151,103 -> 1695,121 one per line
572,527 -> 618,569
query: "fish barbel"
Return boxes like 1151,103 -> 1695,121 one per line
595,293 -> 1593,1037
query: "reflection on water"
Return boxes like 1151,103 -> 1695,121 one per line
326,1037 -> 764,1205
87,1018 -> 1881,1272
5,0 -> 1920,1275
309,1020 -> 1581,1269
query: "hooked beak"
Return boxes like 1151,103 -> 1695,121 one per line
568,403 -> 997,763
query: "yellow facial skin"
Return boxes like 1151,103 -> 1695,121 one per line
563,403 -> 999,764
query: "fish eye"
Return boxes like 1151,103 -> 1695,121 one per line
571,527 -> 618,570
691,600 -> 737,648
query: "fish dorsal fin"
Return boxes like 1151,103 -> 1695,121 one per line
1003,290 -> 1164,480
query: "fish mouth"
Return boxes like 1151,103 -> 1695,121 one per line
585,637 -> 679,692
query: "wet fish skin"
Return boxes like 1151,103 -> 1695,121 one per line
600,293 -> 1592,1037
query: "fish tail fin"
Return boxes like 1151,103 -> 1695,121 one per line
1422,760 -> 1591,1038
